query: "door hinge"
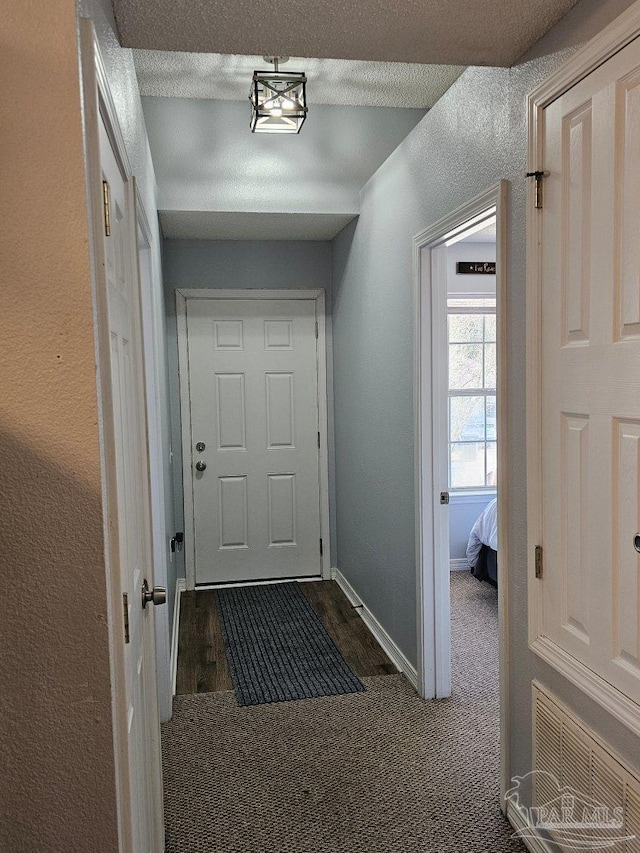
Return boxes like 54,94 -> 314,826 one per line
122,592 -> 130,644
315,320 -> 319,339
319,538 -> 323,556
535,545 -> 543,579
102,180 -> 111,236
317,431 -> 321,449
526,170 -> 548,210
440,491 -> 450,505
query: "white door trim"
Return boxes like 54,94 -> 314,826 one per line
413,180 -> 510,805
527,0 -> 640,735
79,19 -> 163,851
429,241 -> 452,696
176,288 -> 331,588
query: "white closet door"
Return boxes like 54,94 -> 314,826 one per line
99,118 -> 163,852
539,35 -> 640,703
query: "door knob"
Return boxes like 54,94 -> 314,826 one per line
634,534 -> 640,553
141,579 -> 167,609
195,460 -> 207,472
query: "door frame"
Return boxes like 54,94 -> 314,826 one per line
413,181 -> 510,803
527,0 -> 640,738
79,19 -> 164,851
176,288 -> 332,589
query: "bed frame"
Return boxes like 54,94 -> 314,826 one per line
471,544 -> 498,587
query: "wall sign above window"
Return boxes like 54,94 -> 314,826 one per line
456,261 -> 496,275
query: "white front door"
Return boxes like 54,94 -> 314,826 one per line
99,118 -> 164,851
186,297 -> 323,584
537,34 -> 640,703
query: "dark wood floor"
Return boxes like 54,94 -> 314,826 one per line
175,580 -> 397,696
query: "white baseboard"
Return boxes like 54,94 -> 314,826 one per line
170,578 -> 187,697
331,568 -> 418,689
506,800 -> 554,853
450,558 -> 471,572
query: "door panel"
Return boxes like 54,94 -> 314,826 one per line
617,70 -> 640,341
219,475 -> 249,548
187,298 -> 322,584
562,103 -> 592,345
266,372 -> 296,448
539,35 -> 640,705
614,419 -> 640,674
268,474 -> 297,545
215,373 -> 246,450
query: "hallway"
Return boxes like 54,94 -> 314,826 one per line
175,580 -> 398,695
161,573 -> 521,852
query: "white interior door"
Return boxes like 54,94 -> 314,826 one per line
187,297 -> 322,584
538,34 -> 640,704
99,118 -> 164,851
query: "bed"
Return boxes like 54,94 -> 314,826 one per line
466,497 -> 498,587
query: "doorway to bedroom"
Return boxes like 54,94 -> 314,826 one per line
444,212 -> 501,783
414,181 -> 509,802
446,219 -> 497,585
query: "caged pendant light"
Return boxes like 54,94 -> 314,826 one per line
250,56 -> 308,134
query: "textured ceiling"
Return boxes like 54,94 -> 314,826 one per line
133,51 -> 465,109
160,211 -> 357,240
141,97 -> 424,220
114,0 -> 582,67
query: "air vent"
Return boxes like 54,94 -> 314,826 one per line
626,787 -> 640,853
533,684 -> 640,851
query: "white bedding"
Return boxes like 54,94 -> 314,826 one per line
466,497 -> 498,569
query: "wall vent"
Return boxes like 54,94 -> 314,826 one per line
533,683 -> 640,851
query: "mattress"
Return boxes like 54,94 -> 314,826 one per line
466,497 -> 498,569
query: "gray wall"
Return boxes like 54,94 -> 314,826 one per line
450,494 -> 496,563
331,0 -> 640,801
80,0 -> 175,720
163,239 -> 337,570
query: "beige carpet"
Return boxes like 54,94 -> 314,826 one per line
161,572 -> 524,852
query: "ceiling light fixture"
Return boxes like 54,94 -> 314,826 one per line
250,56 -> 308,134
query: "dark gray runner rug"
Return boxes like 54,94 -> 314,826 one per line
215,582 -> 365,706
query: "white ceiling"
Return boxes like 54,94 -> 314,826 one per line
142,97 -> 425,240
114,0 -> 582,67
133,51 -> 465,109
459,219 -> 497,244
160,211 -> 357,241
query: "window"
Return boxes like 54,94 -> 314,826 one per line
448,297 -> 496,490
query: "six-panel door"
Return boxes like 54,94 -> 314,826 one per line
540,35 -> 640,704
187,298 -> 322,584
100,119 -> 163,852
